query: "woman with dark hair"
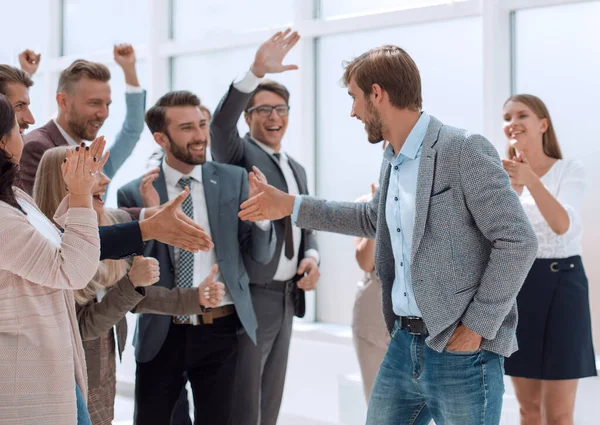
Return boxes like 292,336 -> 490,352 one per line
0,93 -> 105,424
502,94 -> 596,425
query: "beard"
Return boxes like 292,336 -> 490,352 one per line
166,132 -> 206,166
67,107 -> 103,141
364,97 -> 384,144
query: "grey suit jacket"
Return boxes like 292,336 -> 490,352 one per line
211,84 -> 318,316
295,116 -> 538,357
117,161 -> 276,362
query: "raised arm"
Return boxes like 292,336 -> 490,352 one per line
102,44 -> 146,179
210,29 -> 300,166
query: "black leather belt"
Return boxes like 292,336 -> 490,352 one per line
400,316 -> 428,336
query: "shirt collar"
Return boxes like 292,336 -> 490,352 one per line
162,157 -> 203,189
53,119 -> 80,147
384,111 -> 430,165
250,136 -> 288,161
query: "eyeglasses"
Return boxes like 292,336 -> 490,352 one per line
246,104 -> 290,117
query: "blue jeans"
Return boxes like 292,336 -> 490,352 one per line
76,382 -> 92,425
366,321 -> 505,425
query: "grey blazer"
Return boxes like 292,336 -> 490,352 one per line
117,161 -> 276,362
295,116 -> 538,357
211,84 -> 319,316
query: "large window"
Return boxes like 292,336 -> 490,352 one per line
172,0 -> 295,41
0,0 -> 50,65
315,17 -> 483,324
514,1 -> 600,348
62,0 -> 150,55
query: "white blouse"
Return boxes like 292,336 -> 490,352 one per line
519,159 -> 586,259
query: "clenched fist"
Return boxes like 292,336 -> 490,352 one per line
128,256 -> 160,287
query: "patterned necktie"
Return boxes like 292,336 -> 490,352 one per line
273,153 -> 294,260
175,177 -> 194,323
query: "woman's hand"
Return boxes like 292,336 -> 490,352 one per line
62,137 -> 109,208
502,152 -> 537,192
128,256 -> 160,288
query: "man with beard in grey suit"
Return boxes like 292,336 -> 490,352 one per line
239,39 -> 538,425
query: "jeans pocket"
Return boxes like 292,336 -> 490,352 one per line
444,348 -> 481,356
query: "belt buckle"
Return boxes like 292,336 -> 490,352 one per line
405,316 -> 423,335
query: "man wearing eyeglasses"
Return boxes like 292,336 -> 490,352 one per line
211,30 -> 320,425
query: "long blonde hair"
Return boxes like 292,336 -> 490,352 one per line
33,146 -> 129,305
504,94 -> 562,160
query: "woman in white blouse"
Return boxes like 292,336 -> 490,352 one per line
501,94 -> 596,425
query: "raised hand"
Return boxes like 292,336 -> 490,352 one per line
114,43 -> 140,87
250,29 -> 300,78
139,187 -> 214,253
139,168 -> 160,208
128,256 -> 160,287
198,265 -> 226,307
18,49 -> 41,76
248,166 -> 268,200
238,177 -> 295,222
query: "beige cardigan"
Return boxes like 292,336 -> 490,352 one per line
0,189 -> 100,425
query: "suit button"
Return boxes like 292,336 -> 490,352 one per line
169,267 -> 174,273
394,166 -> 399,170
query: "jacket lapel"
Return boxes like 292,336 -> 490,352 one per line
155,166 -> 175,266
202,163 -> 220,257
410,117 -> 443,263
287,156 -> 308,195
46,120 -> 69,147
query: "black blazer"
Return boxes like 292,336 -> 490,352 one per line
99,222 -> 144,261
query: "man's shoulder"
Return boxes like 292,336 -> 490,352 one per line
436,121 -> 492,155
23,123 -> 54,146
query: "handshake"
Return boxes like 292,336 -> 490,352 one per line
127,256 -> 225,308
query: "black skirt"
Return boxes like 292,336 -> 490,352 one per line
505,256 -> 597,380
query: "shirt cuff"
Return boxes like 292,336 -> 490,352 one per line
255,220 -> 271,231
126,84 -> 145,94
139,208 -> 146,221
291,195 -> 303,225
304,249 -> 320,264
233,69 -> 261,93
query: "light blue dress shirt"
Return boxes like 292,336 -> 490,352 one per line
384,112 -> 430,318
292,112 -> 430,318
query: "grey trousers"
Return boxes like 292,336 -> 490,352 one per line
232,281 -> 295,425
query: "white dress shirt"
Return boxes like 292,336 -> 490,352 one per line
162,159 -> 233,306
